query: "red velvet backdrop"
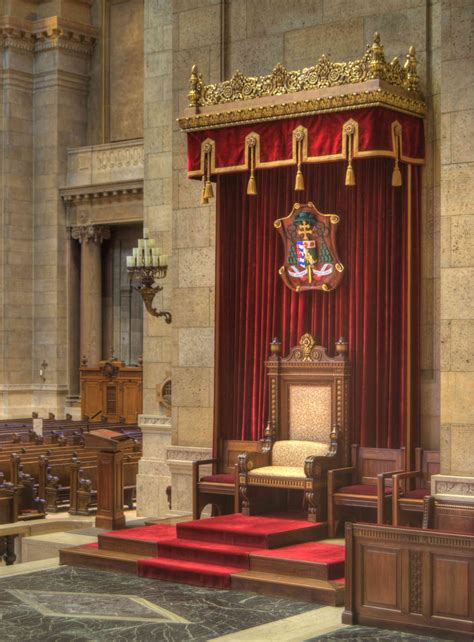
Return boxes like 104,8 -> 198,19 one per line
215,159 -> 421,450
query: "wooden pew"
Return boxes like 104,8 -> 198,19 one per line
69,452 -> 142,516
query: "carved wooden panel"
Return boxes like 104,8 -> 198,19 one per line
432,557 -> 470,619
344,523 -> 474,639
362,547 -> 400,610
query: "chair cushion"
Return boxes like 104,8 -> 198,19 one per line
200,474 -> 235,485
336,484 -> 392,496
249,466 -> 304,478
402,488 -> 430,500
272,440 -> 328,467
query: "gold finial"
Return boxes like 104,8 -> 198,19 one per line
188,64 -> 203,108
368,32 -> 386,79
404,46 -> 419,92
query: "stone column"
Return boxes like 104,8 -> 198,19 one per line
72,225 -> 111,366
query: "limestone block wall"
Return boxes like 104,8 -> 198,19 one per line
136,0 -> 173,518
439,0 -> 474,476
0,2 -> 97,417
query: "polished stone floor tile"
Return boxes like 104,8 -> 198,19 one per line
0,565 -> 320,641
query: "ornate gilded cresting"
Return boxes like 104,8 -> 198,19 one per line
180,33 -> 425,131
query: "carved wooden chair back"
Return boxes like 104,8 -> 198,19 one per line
414,448 -> 440,489
353,445 -> 406,487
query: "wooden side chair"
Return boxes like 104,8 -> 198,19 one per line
328,445 -> 406,536
392,448 -> 440,527
192,440 -> 259,519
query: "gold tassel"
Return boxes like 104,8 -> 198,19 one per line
294,139 -> 304,191
295,168 -> 304,191
204,179 -> 214,199
392,162 -> 402,187
345,161 -> 355,186
247,144 -> 257,195
200,176 -> 208,204
247,173 -> 257,196
345,129 -> 356,186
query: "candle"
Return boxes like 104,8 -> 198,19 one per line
144,252 -> 150,267
152,254 -> 159,267
132,247 -> 139,258
138,239 -> 144,249
143,227 -> 149,239
126,256 -> 134,268
148,238 -> 156,248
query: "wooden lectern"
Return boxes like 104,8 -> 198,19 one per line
84,429 -> 131,530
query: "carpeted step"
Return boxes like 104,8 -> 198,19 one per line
157,537 -> 256,569
137,557 -> 243,589
250,542 -> 345,580
176,513 -> 326,548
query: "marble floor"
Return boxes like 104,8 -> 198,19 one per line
0,562 -> 453,641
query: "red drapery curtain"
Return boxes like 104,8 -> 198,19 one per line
215,159 -> 421,450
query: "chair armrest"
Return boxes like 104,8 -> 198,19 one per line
376,470 -> 405,496
304,452 -> 339,478
192,458 -> 217,485
192,458 -> 217,468
392,470 -> 422,501
328,466 -> 355,492
238,450 -> 271,473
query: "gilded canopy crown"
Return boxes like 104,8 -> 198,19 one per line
187,33 -> 421,109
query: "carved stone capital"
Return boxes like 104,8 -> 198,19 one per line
71,225 -> 111,245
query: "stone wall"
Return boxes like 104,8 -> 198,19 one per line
0,2 -> 97,417
439,0 -> 474,477
136,0 -> 173,518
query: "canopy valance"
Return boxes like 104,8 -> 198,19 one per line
179,34 -> 425,198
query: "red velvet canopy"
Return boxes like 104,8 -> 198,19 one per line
186,108 -> 424,178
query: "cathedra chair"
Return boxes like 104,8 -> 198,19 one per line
237,333 -> 351,522
392,448 -> 440,527
327,444 -> 406,537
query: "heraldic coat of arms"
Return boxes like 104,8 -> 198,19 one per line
274,202 -> 344,292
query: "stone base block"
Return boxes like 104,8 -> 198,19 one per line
432,474 -> 474,504
165,445 -> 212,516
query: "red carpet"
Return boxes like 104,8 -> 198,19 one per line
157,537 -> 257,568
91,514 -> 344,590
253,541 -> 345,579
176,513 -> 325,548
138,557 -> 243,589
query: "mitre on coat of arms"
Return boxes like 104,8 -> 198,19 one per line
274,202 -> 344,292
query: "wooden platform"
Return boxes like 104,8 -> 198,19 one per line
60,516 -> 345,605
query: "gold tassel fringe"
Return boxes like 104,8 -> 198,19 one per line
247,173 -> 257,196
345,163 -> 355,186
200,177 -> 208,205
204,179 -> 214,199
392,164 -> 402,187
295,168 -> 304,191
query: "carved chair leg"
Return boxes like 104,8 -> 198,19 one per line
328,497 -> 336,537
239,481 -> 250,516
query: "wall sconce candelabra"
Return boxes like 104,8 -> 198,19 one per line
126,229 -> 171,323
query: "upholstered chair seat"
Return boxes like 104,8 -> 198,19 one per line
248,440 -> 329,480
200,473 -> 235,484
